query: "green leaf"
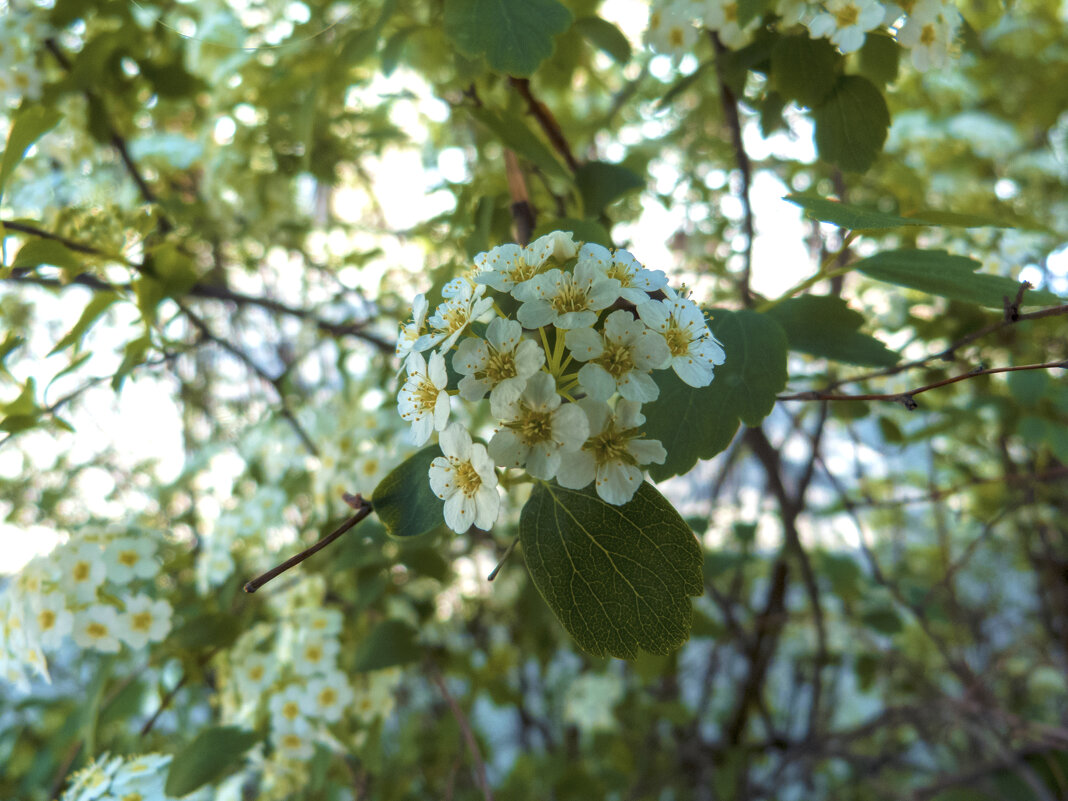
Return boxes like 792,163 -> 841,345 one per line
11,239 -> 83,276
164,726 -> 261,797
575,161 -> 644,215
765,295 -> 899,367
0,105 -> 63,204
573,16 -> 631,63
770,35 -> 841,108
812,75 -> 890,173
853,249 -> 1062,308
519,481 -> 703,659
381,26 -> 419,76
466,106 -> 569,181
49,292 -> 120,356
856,31 -> 900,86
352,620 -> 421,671
784,194 -> 1021,230
737,0 -> 775,27
642,310 -> 788,481
443,0 -> 573,77
860,606 -> 904,635
1007,369 -> 1050,407
371,444 -> 445,538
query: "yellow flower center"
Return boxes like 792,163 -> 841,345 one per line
119,550 -> 139,567
132,612 -> 153,632
595,342 -> 635,379
38,610 -> 57,631
550,281 -> 589,315
920,23 -> 937,45
483,349 -> 518,383
669,26 -> 686,47
73,562 -> 90,581
454,461 -> 483,497
725,3 -> 738,22
834,4 -> 859,26
249,665 -> 265,681
282,700 -> 300,720
664,326 -> 692,357
318,687 -> 338,706
86,622 -> 109,639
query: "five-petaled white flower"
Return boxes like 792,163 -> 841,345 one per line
413,282 -> 493,353
453,317 -> 545,405
269,682 -> 310,729
645,2 -> 699,58
61,540 -> 107,602
488,372 -> 590,480
272,716 -> 316,761
428,423 -> 500,533
72,604 -> 123,653
564,310 -> 670,402
577,244 -> 669,305
292,634 -> 340,674
28,592 -> 73,650
556,399 -> 667,506
896,0 -> 959,70
475,231 -> 579,296
305,670 -> 355,722
117,594 -> 172,649
395,293 -> 428,361
397,351 -> 450,445
233,651 -> 277,697
637,292 -> 725,388
515,261 -> 621,330
103,536 -> 158,584
807,0 -> 885,52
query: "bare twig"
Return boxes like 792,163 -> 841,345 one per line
429,665 -> 495,801
509,77 -> 579,173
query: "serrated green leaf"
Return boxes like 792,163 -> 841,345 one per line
11,239 -> 82,275
164,726 -> 261,797
352,620 -> 421,671
49,292 -> 120,356
371,444 -> 445,537
575,161 -> 644,215
443,0 -> 573,77
520,481 -> 703,659
853,249 -> 1062,308
642,310 -> 788,481
784,194 -> 1021,231
573,16 -> 631,63
0,105 -> 63,204
857,31 -> 900,86
765,295 -> 899,367
812,75 -> 889,173
466,106 -> 569,181
770,35 -> 841,108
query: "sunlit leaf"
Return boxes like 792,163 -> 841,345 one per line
0,105 -> 63,204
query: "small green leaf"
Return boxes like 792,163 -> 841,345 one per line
466,106 -> 569,181
11,239 -> 83,275
0,105 -> 63,204
812,75 -> 890,173
381,26 -> 419,76
371,445 -> 445,538
573,16 -> 631,63
784,194 -> 1021,230
737,0 -> 775,26
642,310 -> 788,481
443,0 -> 573,77
520,481 -> 703,659
352,620 -> 421,671
770,35 -> 841,108
857,31 -> 900,86
575,161 -> 644,215
853,249 -> 1062,308
49,292 -> 120,356
164,726 -> 261,797
765,295 -> 898,367
860,606 -> 903,635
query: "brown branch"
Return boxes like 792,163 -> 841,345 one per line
504,149 -> 535,247
429,664 -> 495,801
779,360 -> 1068,408
243,494 -> 373,592
509,77 -> 579,173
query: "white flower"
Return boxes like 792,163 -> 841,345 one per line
103,536 -> 158,584
564,310 -> 670,402
563,672 -> 625,733
806,0 -> 885,52
397,351 -> 450,445
60,540 -> 107,602
352,672 -> 399,722
292,634 -> 340,675
304,608 -> 343,637
556,400 -> 667,506
702,0 -> 760,49
28,591 -> 73,649
305,670 -> 355,723
428,423 -> 500,533
646,2 -> 699,58
117,594 -> 173,649
474,231 -> 578,295
453,317 -> 545,405
72,604 -> 123,653
109,753 -> 172,797
272,716 -> 316,761
196,545 -> 234,594
637,295 -> 725,387
896,0 -> 959,71
578,244 -> 668,305
269,683 -> 310,729
515,261 -> 621,330
413,282 -> 493,353
232,651 -> 277,697
488,372 -> 590,480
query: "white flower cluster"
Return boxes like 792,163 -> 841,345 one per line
1,531 -> 171,688
395,231 -> 725,532
58,752 -> 201,801
646,0 -> 961,68
0,5 -> 49,107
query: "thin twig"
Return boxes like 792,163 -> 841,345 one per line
243,495 -> 373,593
509,77 -> 579,173
429,665 -> 495,801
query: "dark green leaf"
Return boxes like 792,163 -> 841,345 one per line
443,0 -> 573,77
860,606 -> 903,635
573,16 -> 631,63
784,194 -> 1021,230
770,35 -> 841,108
812,75 -> 890,173
0,105 -> 63,203
765,295 -> 898,367
737,0 -> 775,27
520,481 -> 703,659
857,31 -> 900,86
371,444 -> 445,538
352,620 -> 421,671
853,249 -> 1062,308
1007,369 -> 1050,407
758,90 -> 788,137
164,726 -> 261,797
49,292 -> 120,356
575,161 -> 644,215
642,310 -> 788,481
466,106 -> 569,181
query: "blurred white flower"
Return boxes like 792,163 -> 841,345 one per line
305,670 -> 355,722
72,604 -> 123,653
103,536 -> 158,584
60,541 -> 108,602
28,591 -> 73,649
117,594 -> 173,649
807,0 -> 885,52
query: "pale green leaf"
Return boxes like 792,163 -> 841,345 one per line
574,16 -> 631,63
0,106 -> 63,204
520,481 -> 703,659
854,249 -> 1062,308
49,292 -> 120,356
642,310 -> 788,481
11,239 -> 82,274
765,295 -> 899,367
443,0 -> 573,77
466,106 -> 569,181
165,726 -> 261,797
371,444 -> 445,538
813,75 -> 890,173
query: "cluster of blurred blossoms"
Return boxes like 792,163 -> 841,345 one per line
0,3 -> 48,106
647,0 -> 962,69
395,230 -> 725,533
1,530 -> 170,689
59,752 -> 212,801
